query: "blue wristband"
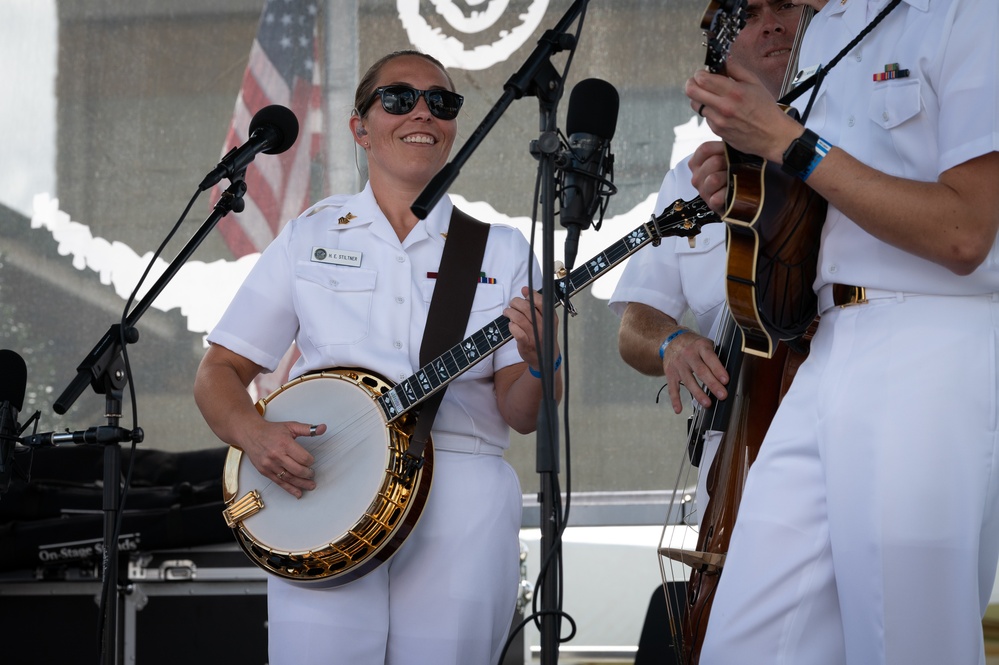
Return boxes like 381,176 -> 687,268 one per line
658,329 -> 688,360
528,353 -> 562,378
800,136 -> 832,182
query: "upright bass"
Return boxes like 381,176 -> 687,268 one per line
658,2 -> 824,663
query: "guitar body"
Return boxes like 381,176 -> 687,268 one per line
723,116 -> 827,358
221,368 -> 432,587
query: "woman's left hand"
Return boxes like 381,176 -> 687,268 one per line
505,286 -> 559,374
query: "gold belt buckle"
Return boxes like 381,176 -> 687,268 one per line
832,284 -> 868,308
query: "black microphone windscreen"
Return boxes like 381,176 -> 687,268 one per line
250,105 -> 300,155
0,349 -> 26,411
566,79 -> 620,140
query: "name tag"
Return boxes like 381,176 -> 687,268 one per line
311,247 -> 362,267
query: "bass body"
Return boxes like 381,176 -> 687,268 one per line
659,2 -> 821,662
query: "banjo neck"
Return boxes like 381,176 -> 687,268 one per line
376,197 -> 719,423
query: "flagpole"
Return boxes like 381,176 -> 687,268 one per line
325,0 -> 361,195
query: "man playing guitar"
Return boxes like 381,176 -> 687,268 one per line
687,1 -> 999,663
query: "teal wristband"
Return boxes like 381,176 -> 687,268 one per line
528,353 -> 562,378
659,329 -> 688,360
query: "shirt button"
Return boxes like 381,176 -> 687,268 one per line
396,297 -> 405,304
829,264 -> 839,274
329,279 -> 339,286
394,341 -> 403,349
854,53 -> 862,62
882,111 -> 890,122
396,255 -> 405,263
847,116 -> 855,127
398,373 -> 408,381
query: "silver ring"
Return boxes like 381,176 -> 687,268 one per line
309,424 -> 318,436
277,470 -> 286,480
697,103 -> 706,117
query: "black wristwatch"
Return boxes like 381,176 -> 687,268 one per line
781,128 -> 832,181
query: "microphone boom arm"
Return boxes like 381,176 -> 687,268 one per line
411,0 -> 589,219
54,179 -> 248,415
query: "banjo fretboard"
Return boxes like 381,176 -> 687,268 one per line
377,197 -> 718,423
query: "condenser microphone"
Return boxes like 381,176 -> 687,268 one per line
199,104 -> 300,191
0,349 -> 27,488
559,78 -> 619,271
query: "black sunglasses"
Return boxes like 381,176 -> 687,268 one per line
368,85 -> 464,120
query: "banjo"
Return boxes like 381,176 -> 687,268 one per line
221,196 -> 719,587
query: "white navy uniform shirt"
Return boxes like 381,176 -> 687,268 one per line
797,0 -> 999,295
208,184 -> 541,452
610,158 -> 728,340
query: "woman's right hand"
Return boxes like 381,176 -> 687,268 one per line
239,419 -> 323,499
195,343 -> 322,498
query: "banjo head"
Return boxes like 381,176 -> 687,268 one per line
221,368 -> 432,587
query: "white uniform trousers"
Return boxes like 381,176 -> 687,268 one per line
700,293 -> 999,665
267,450 -> 522,665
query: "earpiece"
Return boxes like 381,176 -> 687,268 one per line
355,126 -> 367,137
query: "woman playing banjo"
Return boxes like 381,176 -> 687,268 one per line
194,50 -> 561,665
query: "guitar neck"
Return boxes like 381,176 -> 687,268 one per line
376,198 -> 719,423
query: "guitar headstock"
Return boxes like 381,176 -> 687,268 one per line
651,197 -> 721,241
701,0 -> 748,74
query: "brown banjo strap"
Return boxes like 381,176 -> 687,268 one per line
403,208 -> 490,472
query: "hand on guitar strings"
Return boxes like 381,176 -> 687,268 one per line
660,330 -> 729,414
685,59 -> 805,165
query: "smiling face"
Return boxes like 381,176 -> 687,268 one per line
728,0 -> 804,96
351,53 -> 458,193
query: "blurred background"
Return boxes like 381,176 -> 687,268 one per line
0,0 -> 714,498
0,1 -> 729,661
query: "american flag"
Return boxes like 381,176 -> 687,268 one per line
214,0 -> 324,395
214,0 -> 324,259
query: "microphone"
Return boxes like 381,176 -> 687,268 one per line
21,426 -> 140,448
0,349 -> 27,488
199,104 -> 300,191
559,78 -> 619,272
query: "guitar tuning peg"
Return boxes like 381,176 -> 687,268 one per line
552,260 -> 567,279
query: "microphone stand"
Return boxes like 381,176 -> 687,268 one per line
412,3 -> 589,663
49,177 -> 247,665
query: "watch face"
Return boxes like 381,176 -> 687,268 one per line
783,130 -> 817,175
